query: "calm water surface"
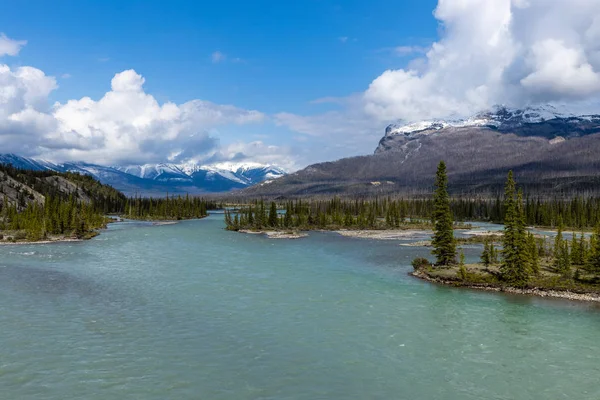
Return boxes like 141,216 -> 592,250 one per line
1,214 -> 599,399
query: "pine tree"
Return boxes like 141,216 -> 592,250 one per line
490,243 -> 499,264
268,201 -> 278,227
579,232 -> 588,266
553,216 -> 565,271
481,240 -> 491,267
588,224 -> 600,273
431,161 -> 456,266
527,233 -> 540,275
501,171 -> 529,286
515,189 -> 531,276
560,241 -> 572,278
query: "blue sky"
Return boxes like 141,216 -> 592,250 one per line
0,0 -> 598,169
0,0 -> 437,111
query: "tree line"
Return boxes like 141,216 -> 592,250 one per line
123,195 -> 217,220
1,195 -> 110,241
224,190 -> 600,232
223,197 -> 454,231
425,161 -> 600,287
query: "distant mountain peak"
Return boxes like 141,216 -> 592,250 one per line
0,154 -> 286,196
384,105 -> 600,139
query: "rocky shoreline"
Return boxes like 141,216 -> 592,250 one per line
334,229 -> 431,240
411,270 -> 600,303
238,230 -> 309,239
0,237 -> 85,246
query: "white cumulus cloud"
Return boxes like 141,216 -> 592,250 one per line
0,62 -> 273,165
364,0 -> 600,122
46,69 -> 266,165
0,33 -> 27,57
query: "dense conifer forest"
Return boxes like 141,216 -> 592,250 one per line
123,195 -> 217,220
0,164 -> 126,242
224,194 -> 600,232
223,198 -> 462,231
0,164 -> 220,241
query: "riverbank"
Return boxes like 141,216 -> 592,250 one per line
235,228 -> 432,240
239,229 -> 308,239
412,266 -> 600,303
0,216 -> 191,245
335,229 -> 431,240
0,231 -> 97,245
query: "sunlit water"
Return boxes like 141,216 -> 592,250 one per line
1,214 -> 599,399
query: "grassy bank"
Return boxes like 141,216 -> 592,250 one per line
412,260 -> 600,302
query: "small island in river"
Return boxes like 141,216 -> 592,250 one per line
410,162 -> 600,303
224,198 -> 471,239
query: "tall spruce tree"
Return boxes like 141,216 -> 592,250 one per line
481,240 -> 491,267
588,224 -> 600,273
431,161 -> 456,266
501,171 -> 530,286
268,201 -> 278,227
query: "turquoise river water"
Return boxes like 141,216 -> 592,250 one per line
1,213 -> 599,399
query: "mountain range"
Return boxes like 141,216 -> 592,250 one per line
242,105 -> 600,197
0,154 -> 286,196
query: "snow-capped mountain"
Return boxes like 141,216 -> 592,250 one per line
0,154 -> 286,196
116,162 -> 286,185
243,105 -> 600,197
383,105 -> 600,138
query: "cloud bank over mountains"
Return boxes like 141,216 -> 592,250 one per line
0,47 -> 272,167
1,0 -> 600,171
363,0 -> 600,121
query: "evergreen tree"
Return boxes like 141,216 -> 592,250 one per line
431,161 -> 456,266
490,243 -> 499,264
458,250 -> 467,281
588,224 -> 600,273
570,233 -> 582,266
268,201 -> 278,227
501,171 -> 529,286
527,233 -> 540,275
481,240 -> 491,268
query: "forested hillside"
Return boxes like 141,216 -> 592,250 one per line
0,164 -> 126,242
0,164 -> 126,212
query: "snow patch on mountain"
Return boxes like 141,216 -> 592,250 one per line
384,105 -> 600,137
0,154 -> 287,194
117,161 -> 286,184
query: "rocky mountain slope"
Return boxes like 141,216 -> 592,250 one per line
0,163 -> 125,211
0,155 -> 286,196
242,106 -> 600,197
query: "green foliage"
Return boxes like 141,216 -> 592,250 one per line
587,224 -> 600,273
0,195 -> 110,240
412,257 -> 431,271
124,195 -> 214,221
223,197 -> 467,232
527,233 -> 540,275
0,163 -> 126,213
481,240 -> 491,267
458,250 -> 467,281
552,217 -> 572,278
500,172 -> 530,286
0,164 -> 128,241
268,201 -> 278,227
431,161 -> 456,266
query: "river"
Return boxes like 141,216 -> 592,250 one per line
1,213 -> 599,399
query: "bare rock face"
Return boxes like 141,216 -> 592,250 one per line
242,106 -> 600,197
